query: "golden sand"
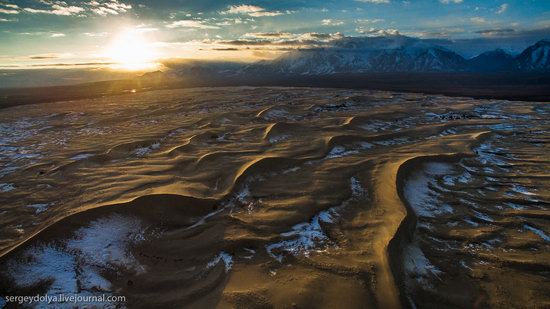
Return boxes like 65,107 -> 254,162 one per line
0,87 -> 548,308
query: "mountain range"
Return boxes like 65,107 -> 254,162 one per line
164,36 -> 550,77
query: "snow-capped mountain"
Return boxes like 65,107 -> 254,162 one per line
163,37 -> 550,77
252,46 -> 464,74
244,35 -> 467,74
515,40 -> 550,70
408,47 -> 465,71
241,37 -> 550,75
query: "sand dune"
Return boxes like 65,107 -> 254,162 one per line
0,87 -> 548,308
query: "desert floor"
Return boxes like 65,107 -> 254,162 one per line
0,87 -> 548,308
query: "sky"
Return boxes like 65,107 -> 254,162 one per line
0,0 -> 549,69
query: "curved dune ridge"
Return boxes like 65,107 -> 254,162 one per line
0,87 -> 548,308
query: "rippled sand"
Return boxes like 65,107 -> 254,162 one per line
0,87 -> 548,308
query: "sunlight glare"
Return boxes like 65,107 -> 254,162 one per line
106,29 -> 159,70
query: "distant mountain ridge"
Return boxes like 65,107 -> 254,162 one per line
164,36 -> 550,77
239,37 -> 550,75
243,46 -> 467,74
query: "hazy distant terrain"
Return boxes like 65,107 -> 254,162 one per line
145,37 -> 550,77
0,68 -> 146,89
2,72 -> 550,110
2,35 -> 549,110
0,87 -> 548,308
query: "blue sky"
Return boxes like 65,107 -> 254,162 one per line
0,0 -> 549,68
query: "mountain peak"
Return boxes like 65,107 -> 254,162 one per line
467,49 -> 514,71
516,39 -> 550,70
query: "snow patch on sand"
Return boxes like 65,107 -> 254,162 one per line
133,142 -> 161,157
404,162 -> 454,218
70,153 -> 94,161
326,146 -> 358,159
358,142 -> 374,149
207,252 -> 233,273
511,184 -> 537,197
374,137 -> 410,146
66,215 -> 146,272
269,134 -> 290,143
0,117 -> 55,178
266,177 -> 366,262
9,245 -> 80,294
241,248 -> 256,259
262,108 -> 289,120
503,202 -> 525,210
471,210 -> 493,223
404,242 -> 442,286
475,142 -> 510,170
282,166 -> 301,174
266,212 -> 332,262
524,224 -> 550,242
28,203 -> 50,214
0,183 -> 15,192
6,214 -> 155,307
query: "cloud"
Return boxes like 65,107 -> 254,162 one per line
356,27 -> 400,36
194,32 -> 347,52
475,28 -> 515,36
28,53 -> 62,59
210,47 -> 240,51
18,31 -> 66,37
0,8 -> 18,14
14,0 -> 130,16
26,62 -> 114,67
132,24 -> 159,33
356,18 -> 385,24
240,32 -> 343,42
407,27 -> 465,39
0,2 -> 18,9
18,0 -> 89,16
355,0 -> 390,3
166,20 -> 220,29
470,17 -> 486,24
322,19 -> 344,26
244,32 -> 295,39
496,3 -> 508,14
226,4 -> 263,14
439,0 -> 463,4
24,5 -> 85,16
223,4 -> 284,17
86,0 -> 132,16
301,32 -> 344,40
249,11 -> 283,17
83,32 -> 108,37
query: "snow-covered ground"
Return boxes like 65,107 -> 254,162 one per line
266,177 -> 367,262
403,162 -> 455,218
6,214 -> 159,308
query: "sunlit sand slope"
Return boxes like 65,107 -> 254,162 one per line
0,87 -> 548,308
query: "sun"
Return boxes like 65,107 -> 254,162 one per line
106,29 -> 159,70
